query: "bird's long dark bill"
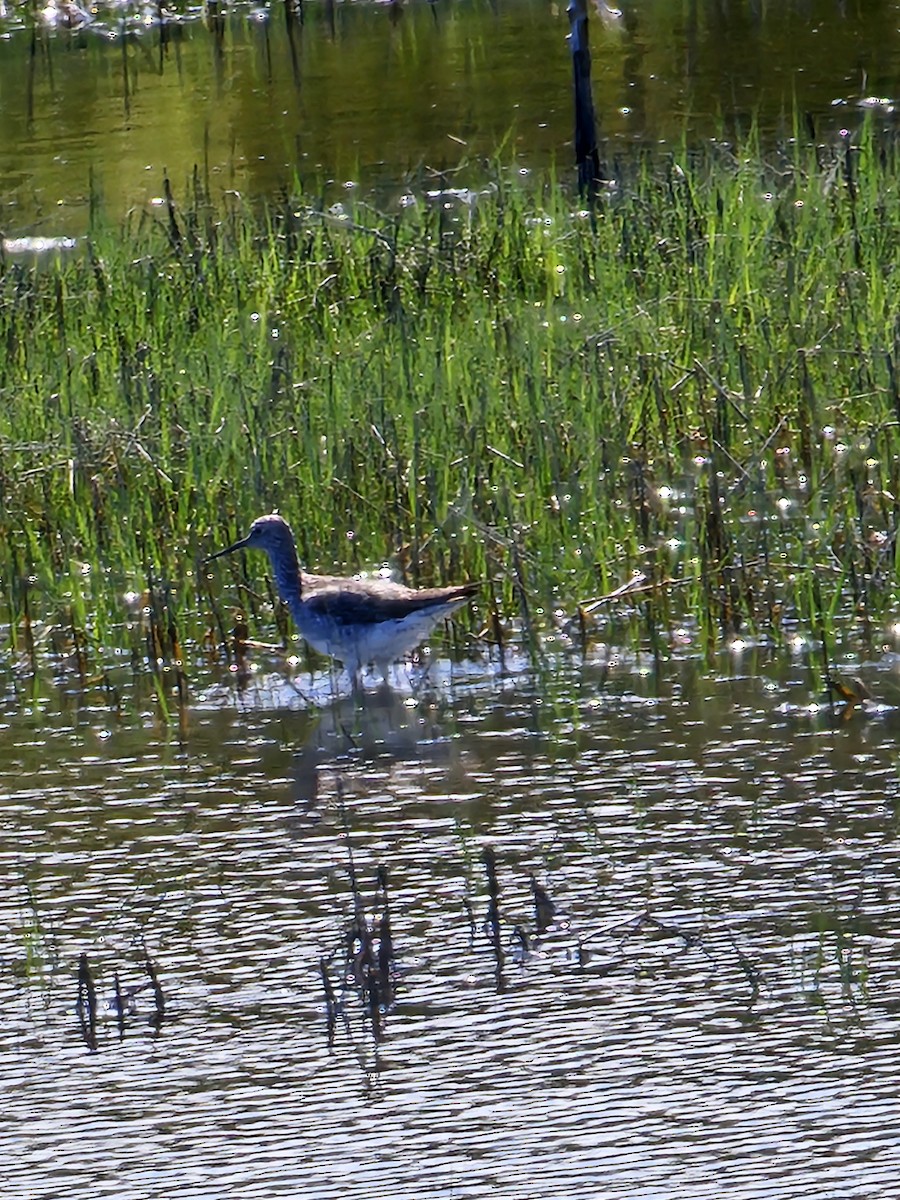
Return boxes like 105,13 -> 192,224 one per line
205,536 -> 250,563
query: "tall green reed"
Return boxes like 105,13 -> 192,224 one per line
2,120 -> 900,675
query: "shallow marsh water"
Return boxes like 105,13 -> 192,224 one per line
3,644 -> 900,1198
4,0 -> 900,1194
3,0 -> 900,234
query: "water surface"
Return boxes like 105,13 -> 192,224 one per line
2,0 -> 900,233
3,647 -> 899,1197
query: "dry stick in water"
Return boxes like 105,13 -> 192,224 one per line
337,786 -> 387,1038
113,971 -> 125,1040
376,865 -> 394,1006
482,846 -> 504,977
568,0 -> 603,199
530,873 -> 556,936
76,952 -> 97,1051
144,951 -> 165,1028
320,958 -> 338,1045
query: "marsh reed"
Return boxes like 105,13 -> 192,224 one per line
2,122 -> 900,679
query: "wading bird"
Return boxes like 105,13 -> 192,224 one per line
207,514 -> 477,689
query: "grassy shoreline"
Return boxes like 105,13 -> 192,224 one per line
2,125 -> 900,678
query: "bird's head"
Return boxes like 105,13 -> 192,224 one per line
206,513 -> 295,562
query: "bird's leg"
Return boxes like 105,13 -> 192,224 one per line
408,653 -> 434,697
344,658 -> 363,698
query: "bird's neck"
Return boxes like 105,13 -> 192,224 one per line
268,544 -> 303,604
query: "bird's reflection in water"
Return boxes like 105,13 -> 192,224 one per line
285,680 -> 461,816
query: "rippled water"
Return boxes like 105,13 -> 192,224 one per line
3,646 -> 899,1197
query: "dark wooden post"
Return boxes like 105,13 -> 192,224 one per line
568,0 -> 602,197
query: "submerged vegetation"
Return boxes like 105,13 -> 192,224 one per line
2,122 -> 900,683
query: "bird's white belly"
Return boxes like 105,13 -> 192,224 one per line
294,606 -> 446,669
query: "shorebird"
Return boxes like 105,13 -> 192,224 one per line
207,514 -> 478,688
